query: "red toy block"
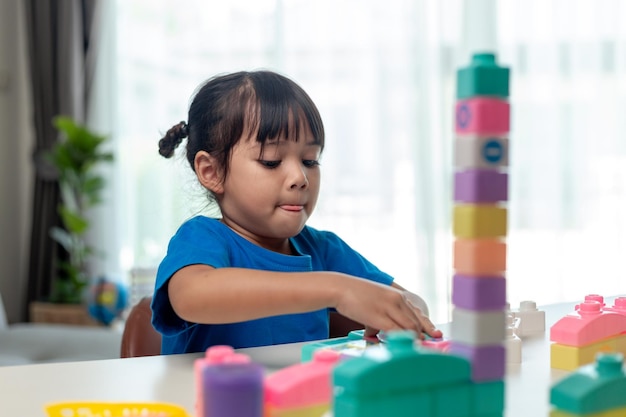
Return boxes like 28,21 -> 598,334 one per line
550,300 -> 626,347
455,97 -> 510,135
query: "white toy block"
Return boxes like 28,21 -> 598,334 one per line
505,314 -> 522,363
451,308 -> 506,346
512,300 -> 545,337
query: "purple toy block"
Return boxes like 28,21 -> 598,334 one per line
454,169 -> 508,203
449,342 -> 506,381
455,97 -> 510,134
202,362 -> 265,417
452,274 -> 507,311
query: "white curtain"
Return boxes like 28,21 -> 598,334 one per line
91,0 -> 626,324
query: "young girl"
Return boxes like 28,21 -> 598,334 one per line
152,70 -> 442,354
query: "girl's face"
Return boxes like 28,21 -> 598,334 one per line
217,125 -> 322,254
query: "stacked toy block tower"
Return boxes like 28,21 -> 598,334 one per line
449,52 -> 510,383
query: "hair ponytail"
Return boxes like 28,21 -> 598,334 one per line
158,121 -> 189,158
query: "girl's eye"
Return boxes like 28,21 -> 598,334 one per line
303,160 -> 320,168
259,160 -> 281,169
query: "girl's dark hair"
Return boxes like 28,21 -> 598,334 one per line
158,71 -> 325,181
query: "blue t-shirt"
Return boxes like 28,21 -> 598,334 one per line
151,216 -> 393,354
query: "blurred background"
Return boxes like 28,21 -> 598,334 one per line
2,0 -> 626,326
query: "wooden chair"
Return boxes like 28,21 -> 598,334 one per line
120,296 -> 363,358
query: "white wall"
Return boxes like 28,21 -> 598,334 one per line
0,0 -> 34,323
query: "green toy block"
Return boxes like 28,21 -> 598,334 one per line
332,331 -> 474,417
301,330 -> 370,362
456,53 -> 510,99
550,352 -> 626,415
472,380 -> 505,415
434,384 -> 473,417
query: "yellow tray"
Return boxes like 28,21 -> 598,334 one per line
45,401 -> 191,417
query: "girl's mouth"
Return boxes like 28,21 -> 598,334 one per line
280,205 -> 304,212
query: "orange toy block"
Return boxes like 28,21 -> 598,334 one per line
453,238 -> 506,275
453,204 -> 507,238
550,300 -> 626,347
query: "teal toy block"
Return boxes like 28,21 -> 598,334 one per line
301,330 -> 375,362
332,331 -> 483,417
456,53 -> 510,99
473,380 -> 505,416
550,352 -> 626,415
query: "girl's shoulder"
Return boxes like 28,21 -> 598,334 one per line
173,216 -> 229,240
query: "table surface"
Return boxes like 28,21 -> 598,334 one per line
1,295 -> 623,417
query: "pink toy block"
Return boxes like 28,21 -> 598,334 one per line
454,134 -> 509,170
606,297 -> 626,315
454,169 -> 508,203
550,300 -> 626,347
451,308 -> 506,346
455,97 -> 510,135
419,337 -> 451,352
512,300 -> 546,337
452,274 -> 507,311
264,350 -> 340,416
448,341 -> 505,381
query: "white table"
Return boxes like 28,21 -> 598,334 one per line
1,296 -> 622,417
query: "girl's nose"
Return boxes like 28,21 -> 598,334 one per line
289,164 -> 309,190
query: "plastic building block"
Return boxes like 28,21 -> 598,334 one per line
550,352 -> 626,415
201,361 -> 265,417
550,300 -> 626,347
331,330 -> 504,417
454,170 -> 508,203
472,380 -> 505,415
300,330 -> 378,362
453,238 -> 507,276
453,204 -> 508,238
451,308 -> 506,346
606,297 -> 626,315
265,350 -> 341,417
505,314 -> 522,363
512,300 -> 546,337
455,98 -> 510,135
456,53 -> 510,99
454,135 -> 509,170
332,331 -> 479,417
420,336 -> 451,352
451,274 -> 507,311
195,345 -> 247,417
550,337 -> 622,371
448,341 -> 506,381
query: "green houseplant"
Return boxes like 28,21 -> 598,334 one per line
47,116 -> 114,304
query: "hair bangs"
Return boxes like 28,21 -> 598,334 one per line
249,72 -> 324,149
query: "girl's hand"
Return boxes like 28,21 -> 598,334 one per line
333,277 -> 442,340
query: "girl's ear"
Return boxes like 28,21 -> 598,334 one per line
194,151 -> 224,194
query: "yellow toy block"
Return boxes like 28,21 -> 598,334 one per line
550,406 -> 626,417
453,204 -> 507,238
550,339 -> 619,371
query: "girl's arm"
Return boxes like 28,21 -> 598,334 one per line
167,264 -> 440,338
